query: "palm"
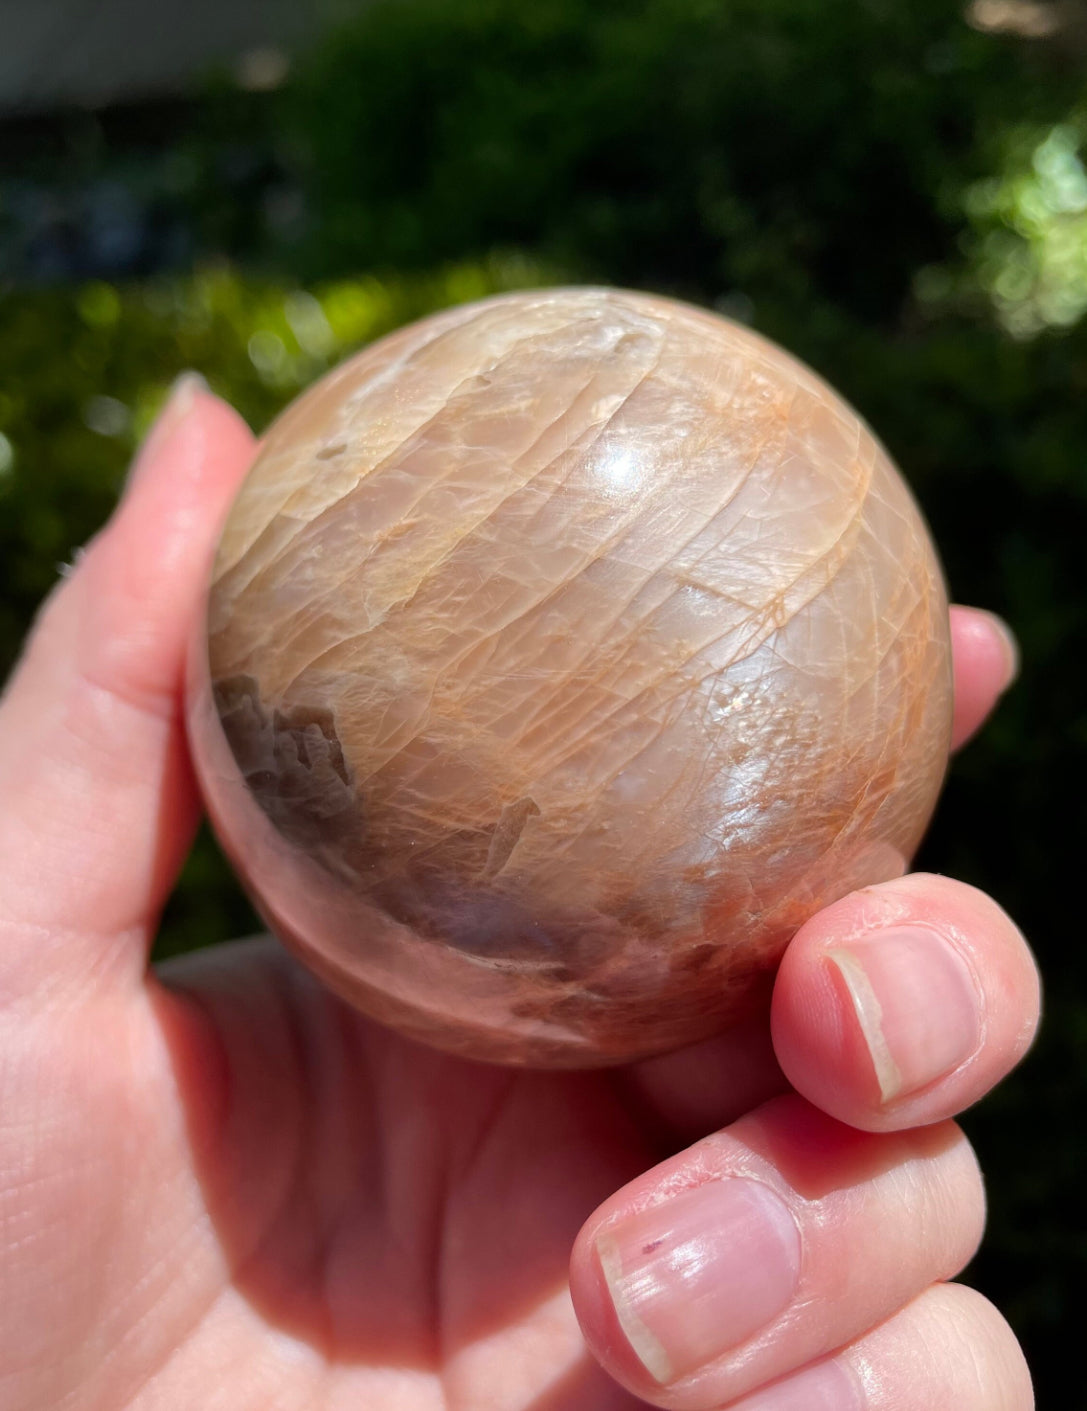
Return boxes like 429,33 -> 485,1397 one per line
21,935 -> 732,1410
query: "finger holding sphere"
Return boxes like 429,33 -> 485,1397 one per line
770,871 -> 1040,1132
0,383 -> 256,1009
570,1093 -> 986,1409
948,604 -> 1019,750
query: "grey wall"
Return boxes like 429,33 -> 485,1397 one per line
0,0 -> 357,114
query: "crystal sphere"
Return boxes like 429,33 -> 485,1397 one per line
187,288 -> 952,1067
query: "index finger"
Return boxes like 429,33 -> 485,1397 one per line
771,872 -> 1040,1132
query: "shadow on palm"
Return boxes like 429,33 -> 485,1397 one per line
155,937 -> 654,1404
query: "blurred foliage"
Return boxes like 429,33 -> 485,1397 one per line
278,0 -> 1076,316
1,0 -> 1086,1399
961,113 -> 1087,333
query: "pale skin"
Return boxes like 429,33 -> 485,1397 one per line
0,381 -> 1040,1410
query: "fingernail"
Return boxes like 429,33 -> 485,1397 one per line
827,927 -> 981,1103
595,1179 -> 801,1384
126,372 -> 208,489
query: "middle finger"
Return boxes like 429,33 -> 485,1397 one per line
570,1092 -> 985,1409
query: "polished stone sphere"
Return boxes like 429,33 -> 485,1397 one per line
187,287 -> 952,1067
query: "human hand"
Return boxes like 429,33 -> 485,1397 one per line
0,380 -> 1038,1410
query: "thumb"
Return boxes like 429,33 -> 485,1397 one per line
0,377 -> 255,1009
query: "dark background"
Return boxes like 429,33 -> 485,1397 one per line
1,0 -> 1084,1401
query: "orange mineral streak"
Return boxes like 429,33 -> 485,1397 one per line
189,288 -> 952,1066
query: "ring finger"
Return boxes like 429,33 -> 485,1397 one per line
719,1283 -> 1032,1411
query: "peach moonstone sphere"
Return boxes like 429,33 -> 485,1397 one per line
189,287 -> 952,1067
